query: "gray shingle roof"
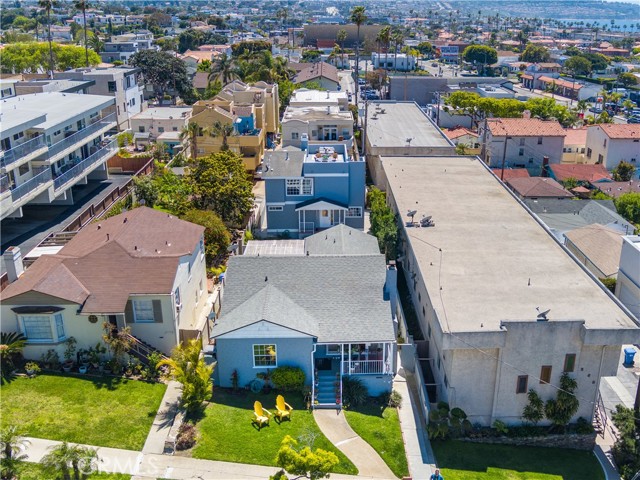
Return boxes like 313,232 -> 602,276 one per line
262,150 -> 305,178
305,224 -> 381,255
213,255 -> 394,343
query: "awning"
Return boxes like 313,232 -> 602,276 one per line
295,198 -> 348,212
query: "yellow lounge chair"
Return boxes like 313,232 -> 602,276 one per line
253,401 -> 271,429
274,395 -> 293,422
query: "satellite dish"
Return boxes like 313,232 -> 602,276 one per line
536,307 -> 550,321
407,210 -> 417,218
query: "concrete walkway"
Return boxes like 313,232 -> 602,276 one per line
23,436 -> 381,480
142,381 -> 182,454
313,409 -> 396,479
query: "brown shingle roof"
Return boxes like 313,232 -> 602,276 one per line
294,62 -> 339,85
2,207 -> 204,313
491,168 -> 531,181
506,177 -> 573,198
487,118 -> 566,137
597,181 -> 640,198
564,224 -> 624,277
595,124 -> 640,140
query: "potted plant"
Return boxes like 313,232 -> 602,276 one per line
103,360 -> 112,375
89,343 -> 106,370
63,337 -> 77,372
78,348 -> 90,368
78,364 -> 88,374
25,361 -> 41,376
40,349 -> 60,370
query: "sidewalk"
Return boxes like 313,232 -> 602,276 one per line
313,409 -> 395,479
23,436 -> 377,480
142,381 -> 182,454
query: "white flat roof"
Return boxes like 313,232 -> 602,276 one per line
2,92 -> 115,131
132,106 -> 192,120
290,89 -> 347,104
367,101 -> 453,148
383,155 -> 638,333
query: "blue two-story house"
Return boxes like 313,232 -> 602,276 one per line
262,140 -> 365,238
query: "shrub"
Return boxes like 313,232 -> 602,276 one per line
382,389 -> 403,408
341,376 -> 368,408
25,362 -> 41,375
522,389 -> 544,426
175,423 -> 197,450
493,419 -> 509,435
574,417 -> 595,434
271,366 -> 306,392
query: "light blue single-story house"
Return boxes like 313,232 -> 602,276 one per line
211,225 -> 397,407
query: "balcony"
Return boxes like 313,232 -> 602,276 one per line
1,135 -> 47,170
48,113 -> 117,160
10,167 -> 52,203
53,139 -> 117,192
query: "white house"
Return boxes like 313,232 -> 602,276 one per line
616,236 -> 640,320
584,124 -> 640,171
130,106 -> 192,155
281,106 -> 353,149
0,207 -> 213,359
371,52 -> 416,72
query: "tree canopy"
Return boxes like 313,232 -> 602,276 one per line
618,72 -> 638,87
519,44 -> 551,63
231,40 -> 271,58
612,161 -> 635,182
187,150 -> 254,226
462,45 -> 498,69
0,42 -> 100,73
564,56 -> 592,76
129,49 -> 194,103
272,435 -> 339,480
615,192 -> 640,225
181,209 -> 231,267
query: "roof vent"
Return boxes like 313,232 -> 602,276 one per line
134,245 -> 138,251
106,233 -> 110,241
265,276 -> 268,282
97,224 -> 102,229
123,217 -> 127,223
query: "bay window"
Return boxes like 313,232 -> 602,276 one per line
19,313 -> 66,343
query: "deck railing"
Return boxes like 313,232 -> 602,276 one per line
342,359 -> 384,375
1,135 -> 46,168
10,167 -> 52,202
53,140 -> 117,191
48,113 -> 117,159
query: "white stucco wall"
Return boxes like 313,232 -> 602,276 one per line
585,127 -> 640,170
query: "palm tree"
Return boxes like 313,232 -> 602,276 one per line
180,121 -> 201,160
38,0 -> 59,78
74,0 -> 90,67
377,26 -> 391,74
158,339 -> 213,413
209,121 -> 236,151
41,442 -> 98,480
0,333 -> 26,373
1,425 -> 29,480
392,31 -> 404,73
350,5 -> 367,100
88,31 -> 103,54
337,29 -> 347,70
208,53 -> 240,85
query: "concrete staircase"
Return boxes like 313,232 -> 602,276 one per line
315,370 -> 339,408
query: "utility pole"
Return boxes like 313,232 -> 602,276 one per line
500,136 -> 511,181
362,100 -> 369,158
435,91 -> 441,127
480,117 -> 489,165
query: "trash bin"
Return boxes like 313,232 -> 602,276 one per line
623,347 -> 636,366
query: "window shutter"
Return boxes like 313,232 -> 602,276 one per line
125,300 -> 134,323
152,300 -> 163,323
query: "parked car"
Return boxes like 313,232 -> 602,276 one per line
358,78 -> 366,86
628,115 -> 640,124
431,62 -> 438,67
589,106 -> 602,113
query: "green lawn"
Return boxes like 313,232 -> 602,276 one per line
16,463 -> 130,480
344,404 -> 409,478
192,389 -> 358,475
0,374 -> 166,450
432,440 -> 605,480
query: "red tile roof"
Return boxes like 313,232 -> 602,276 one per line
538,76 -> 583,90
506,177 -> 573,198
549,164 -> 612,183
595,124 -> 640,140
487,118 -> 566,137
444,127 -> 478,140
563,127 -> 588,145
491,168 -> 531,181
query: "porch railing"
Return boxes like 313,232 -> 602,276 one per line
342,359 -> 384,375
10,167 -> 52,202
1,134 -> 47,169
53,140 -> 117,191
48,113 -> 117,159
299,222 -> 314,234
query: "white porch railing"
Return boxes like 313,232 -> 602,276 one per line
342,359 -> 385,375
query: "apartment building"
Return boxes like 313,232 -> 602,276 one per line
130,106 -> 192,155
190,81 -> 279,170
282,91 -> 354,150
383,155 -> 640,426
585,124 -> 640,170
616,236 -> 640,320
485,118 -> 566,175
100,31 -> 157,64
56,67 -> 146,131
1,92 -> 117,220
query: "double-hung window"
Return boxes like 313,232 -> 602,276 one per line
253,344 -> 277,367
133,300 -> 155,323
347,207 -> 363,218
19,313 -> 65,343
285,178 -> 313,196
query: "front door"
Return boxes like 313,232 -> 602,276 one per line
319,209 -> 331,228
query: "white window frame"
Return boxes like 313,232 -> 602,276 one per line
285,178 -> 313,196
174,288 -> 181,308
18,313 -> 66,343
346,207 -> 363,218
133,299 -> 155,323
268,205 -> 284,212
291,132 -> 299,140
253,344 -> 277,368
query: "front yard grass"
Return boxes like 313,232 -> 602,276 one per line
432,440 -> 605,480
0,373 -> 166,450
192,389 -> 358,475
17,463 -> 130,480
343,404 -> 409,478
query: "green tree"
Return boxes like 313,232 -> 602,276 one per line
376,25 -> 391,74
38,0 -> 59,77
41,442 -> 99,480
610,404 -> 640,479
562,177 -> 579,190
181,209 -> 230,266
87,31 -> 103,54
177,28 -> 204,53
208,52 -> 239,84
350,5 -> 367,100
208,120 -> 235,151
416,41 -> 434,56
133,175 -> 159,208
0,332 -> 26,374
159,339 -> 214,414
277,79 -> 295,112
368,187 -> 396,260
564,55 -> 592,76
618,72 -> 638,88
230,40 -> 272,58
462,45 -> 498,74
612,161 -> 635,182
337,29 -> 347,69
180,121 -> 201,160
522,389 -> 545,426
272,435 -> 339,480
544,373 -> 579,431
187,150 -> 254,225
129,50 -> 193,103
1,425 -> 29,480
74,0 -> 89,67
519,43 -> 551,63
578,52 -> 609,72
615,192 -> 640,225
